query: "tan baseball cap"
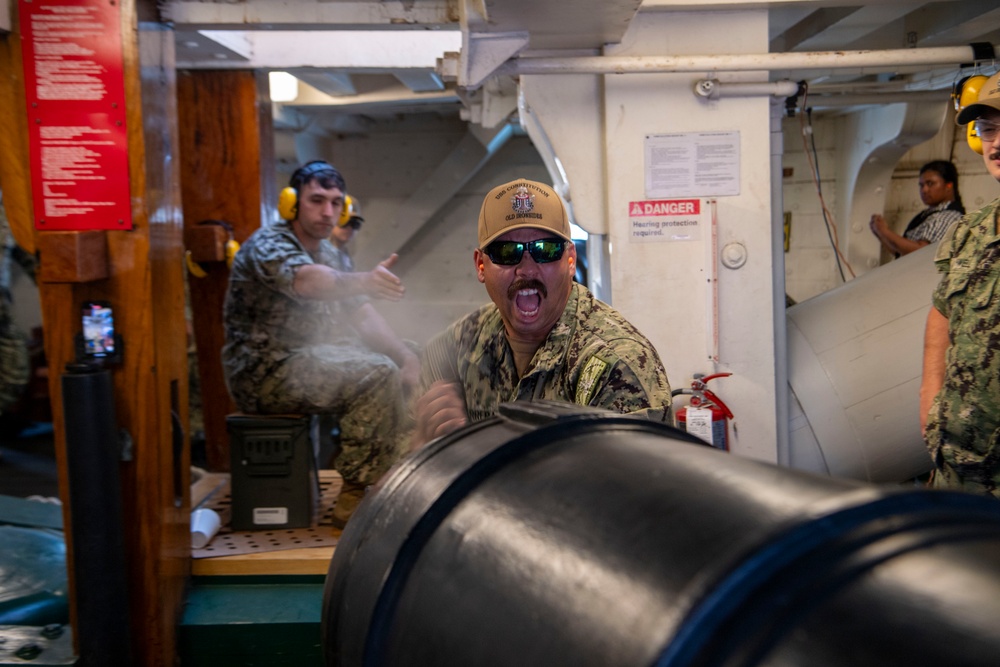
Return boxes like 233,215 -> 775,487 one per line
478,179 -> 571,248
957,71 -> 1000,124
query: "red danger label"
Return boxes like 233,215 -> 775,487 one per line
629,200 -> 700,216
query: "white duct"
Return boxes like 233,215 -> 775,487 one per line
786,246 -> 940,483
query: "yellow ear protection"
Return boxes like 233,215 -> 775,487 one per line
954,74 -> 990,154
967,121 -> 985,155
185,251 -> 208,278
226,239 -> 239,268
338,195 -> 359,228
278,160 -> 345,221
185,219 -> 240,277
277,187 -> 299,221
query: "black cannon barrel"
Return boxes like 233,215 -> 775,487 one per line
322,401 -> 1000,667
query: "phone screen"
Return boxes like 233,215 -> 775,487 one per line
82,302 -> 115,358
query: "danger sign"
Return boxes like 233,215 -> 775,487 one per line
628,199 -> 705,243
629,200 -> 700,216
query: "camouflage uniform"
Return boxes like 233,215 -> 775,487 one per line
421,282 -> 672,423
926,197 -> 1000,497
223,221 -> 405,485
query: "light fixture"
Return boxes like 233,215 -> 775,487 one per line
269,71 -> 299,103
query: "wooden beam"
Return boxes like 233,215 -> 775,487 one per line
177,69 -> 275,471
0,28 -> 35,254
2,3 -> 191,664
128,16 -> 191,665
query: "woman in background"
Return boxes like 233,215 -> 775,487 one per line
870,160 -> 965,257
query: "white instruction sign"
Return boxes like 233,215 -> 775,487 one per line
645,131 -> 740,198
684,407 -> 715,445
628,198 -> 705,243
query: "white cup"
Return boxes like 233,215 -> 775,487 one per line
191,508 -> 221,549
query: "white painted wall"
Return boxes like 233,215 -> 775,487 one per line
518,75 -> 606,236
781,111 -> 842,303
601,10 -> 779,462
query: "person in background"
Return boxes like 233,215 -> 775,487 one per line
870,160 -> 965,257
411,178 -> 672,449
328,193 -> 364,267
222,161 -> 419,527
920,72 -> 1000,497
0,195 -> 31,431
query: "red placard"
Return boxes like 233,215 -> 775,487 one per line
20,0 -> 132,230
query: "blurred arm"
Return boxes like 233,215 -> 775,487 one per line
294,254 -> 406,301
920,307 -> 949,434
352,302 -> 420,393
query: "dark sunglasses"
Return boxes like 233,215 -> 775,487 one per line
483,237 -> 567,265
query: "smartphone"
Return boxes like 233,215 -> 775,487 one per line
82,301 -> 116,358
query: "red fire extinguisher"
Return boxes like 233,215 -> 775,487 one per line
674,373 -> 734,450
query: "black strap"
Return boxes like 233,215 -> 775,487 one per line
903,208 -> 934,236
962,42 -> 996,68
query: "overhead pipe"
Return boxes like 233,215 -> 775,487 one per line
695,79 -> 801,99
693,79 -> 948,107
498,44 -> 999,76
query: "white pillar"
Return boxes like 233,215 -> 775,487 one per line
603,10 -> 778,462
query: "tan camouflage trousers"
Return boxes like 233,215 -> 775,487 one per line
242,344 -> 409,486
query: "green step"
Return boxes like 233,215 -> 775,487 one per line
179,576 -> 325,667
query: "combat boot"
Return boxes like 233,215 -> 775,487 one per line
331,479 -> 368,529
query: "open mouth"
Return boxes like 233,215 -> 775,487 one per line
509,280 -> 547,317
515,288 -> 541,317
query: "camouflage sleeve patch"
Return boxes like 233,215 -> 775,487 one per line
574,356 -> 609,406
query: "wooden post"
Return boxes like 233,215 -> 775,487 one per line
177,69 -> 276,471
0,3 -> 190,664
